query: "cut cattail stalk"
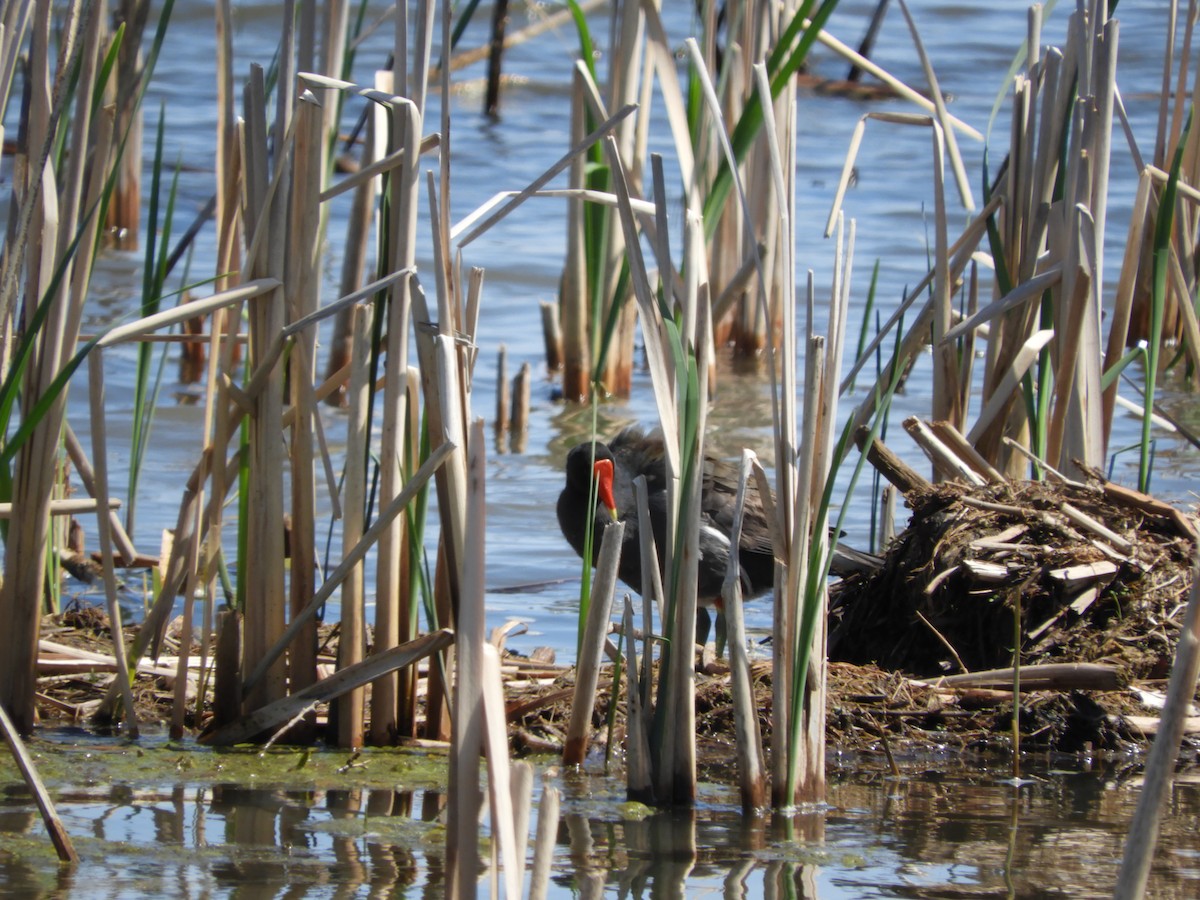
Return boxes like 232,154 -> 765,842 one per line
540,300 -> 562,371
510,362 -> 531,454
724,450 -> 768,813
495,345 -> 509,446
563,519 -> 623,766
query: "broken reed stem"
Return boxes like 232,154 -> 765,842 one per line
1116,555 -> 1200,897
563,519 -> 623,766
495,345 -> 509,443
724,450 -> 768,813
87,350 -> 140,738
622,597 -> 653,802
528,774 -> 561,900
238,62 -> 291,716
510,361 -> 531,453
370,86 -> 421,745
449,418 -> 488,897
286,92 -> 326,727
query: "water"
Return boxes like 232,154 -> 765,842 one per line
2,739 -> 1199,897
10,0 -> 1200,895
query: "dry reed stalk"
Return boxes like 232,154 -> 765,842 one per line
319,0 -> 350,143
562,519 -> 623,766
0,499 -> 119,518
723,450 -> 767,813
187,252 -> 238,735
510,761 -> 534,888
560,66 -> 591,401
370,82 -> 421,744
62,425 -> 136,564
282,93 -> 326,736
452,103 -> 636,246
0,1 -> 105,731
214,0 -> 242,301
325,109 -> 377,404
495,345 -> 509,445
777,327 -> 821,805
904,417 -> 987,487
448,418 -> 487,897
633,477 -> 666,638
335,304 -> 371,748
171,513 -> 201,741
925,122 -> 961,432
622,598 -> 653,802
511,362 -> 531,453
540,301 -> 563,372
240,65 -> 290,716
896,0 -> 975,211
481,645 -> 521,899
1115,555 -> 1200,897
107,0 -> 153,250
242,442 -> 456,696
528,774 -> 560,900
780,14 -> 970,142
0,700 -> 77,862
86,350 -> 140,737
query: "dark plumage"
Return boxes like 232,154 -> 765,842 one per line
557,428 -> 777,608
557,427 -> 881,611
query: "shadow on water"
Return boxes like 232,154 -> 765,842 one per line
2,737 -> 1199,897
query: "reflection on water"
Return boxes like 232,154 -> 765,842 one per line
3,752 -> 1198,898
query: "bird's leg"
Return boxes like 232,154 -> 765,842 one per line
695,607 -> 713,648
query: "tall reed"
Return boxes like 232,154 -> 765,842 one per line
0,0 -> 174,732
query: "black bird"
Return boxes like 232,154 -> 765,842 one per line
556,427 -> 888,628
557,429 -> 775,608
557,428 -> 881,629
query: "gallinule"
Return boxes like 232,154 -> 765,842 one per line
557,427 -> 880,624
557,429 -> 774,607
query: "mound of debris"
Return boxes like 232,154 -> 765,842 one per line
829,472 -> 1196,682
